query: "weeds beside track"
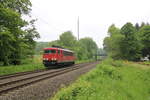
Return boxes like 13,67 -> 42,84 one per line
0,62 -> 98,95
51,59 -> 150,100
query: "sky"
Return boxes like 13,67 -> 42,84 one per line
30,0 -> 150,48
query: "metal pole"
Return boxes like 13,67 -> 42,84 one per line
77,16 -> 79,40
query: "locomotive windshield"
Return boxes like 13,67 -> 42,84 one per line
44,50 -> 56,54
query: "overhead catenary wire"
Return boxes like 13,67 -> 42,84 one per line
31,4 -> 79,40
31,12 -> 65,33
31,4 -> 66,33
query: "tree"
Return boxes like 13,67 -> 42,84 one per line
1,0 -> 32,14
0,1 -> 39,65
35,42 -> 50,54
140,22 -> 146,28
108,24 -> 120,36
47,31 -> 98,60
135,23 -> 140,30
49,31 -> 98,60
59,31 -> 77,50
103,24 -> 123,59
103,23 -> 144,61
79,37 -> 98,59
139,25 -> 150,58
120,22 -> 141,61
0,7 -> 25,65
97,48 -> 106,56
23,19 -> 40,56
0,27 -> 14,65
49,40 -> 60,47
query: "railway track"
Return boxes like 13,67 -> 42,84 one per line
0,62 -> 89,80
0,69 -> 47,80
0,62 -> 97,95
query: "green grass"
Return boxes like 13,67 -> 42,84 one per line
143,61 -> 150,65
51,58 -> 150,100
0,55 -> 95,76
0,55 -> 45,76
76,59 -> 95,64
0,63 -> 45,76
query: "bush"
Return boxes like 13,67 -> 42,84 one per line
51,59 -> 150,100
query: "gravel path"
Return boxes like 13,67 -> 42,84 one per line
0,62 -> 99,100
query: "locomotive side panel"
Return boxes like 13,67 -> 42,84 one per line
43,47 -> 75,67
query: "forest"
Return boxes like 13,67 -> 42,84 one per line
0,0 -> 100,66
104,22 -> 150,61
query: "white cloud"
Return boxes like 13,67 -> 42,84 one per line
31,0 -> 150,48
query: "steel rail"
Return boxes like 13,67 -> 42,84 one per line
0,62 -> 97,95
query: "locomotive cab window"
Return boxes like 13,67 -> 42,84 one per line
63,51 -> 73,56
58,50 -> 60,54
44,50 -> 56,54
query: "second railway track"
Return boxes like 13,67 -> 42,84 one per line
0,62 -> 97,95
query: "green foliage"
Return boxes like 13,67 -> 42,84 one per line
75,59 -> 94,64
103,58 -> 123,67
120,23 -> 136,37
78,38 -> 98,60
0,0 -> 39,65
0,6 -> 24,65
143,61 -> 150,65
103,22 -> 150,61
0,63 -> 44,76
49,40 -> 60,47
51,59 -> 150,100
103,24 -> 124,59
59,31 -> 77,49
0,55 -> 44,76
139,25 -> 150,57
35,42 -> 50,54
0,0 -> 32,14
120,23 -> 141,61
0,27 -> 14,65
108,24 -> 120,36
97,48 -> 106,56
46,31 -> 98,61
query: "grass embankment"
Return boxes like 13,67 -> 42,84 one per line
51,59 -> 150,100
0,55 -> 45,76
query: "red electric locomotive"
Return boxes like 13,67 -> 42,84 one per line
43,46 -> 75,67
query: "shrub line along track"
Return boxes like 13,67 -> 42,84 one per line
0,62 -> 97,95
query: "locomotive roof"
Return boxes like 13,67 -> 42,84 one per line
44,47 -> 74,53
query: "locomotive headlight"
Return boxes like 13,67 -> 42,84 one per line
44,58 -> 48,60
52,58 -> 56,60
